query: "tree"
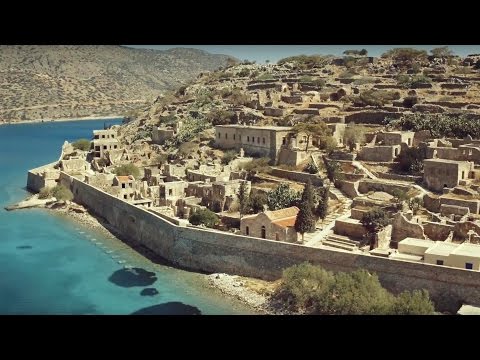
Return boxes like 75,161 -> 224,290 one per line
344,124 -> 367,151
113,163 -> 140,178
319,136 -> 337,154
301,180 -> 315,208
361,208 -> 390,248
325,160 -> 342,182
392,289 -> 435,315
316,186 -> 329,221
241,157 -> 271,179
266,183 -> 299,211
391,189 -> 408,208
38,187 -> 53,199
394,146 -> 426,174
304,162 -> 319,174
293,118 -> 331,152
247,192 -> 267,214
265,59 -> 270,64
237,181 -> 249,219
295,197 -> 316,242
274,263 -> 435,315
222,150 -> 237,165
430,46 -> 454,59
359,49 -> 368,56
72,138 -> 91,151
382,48 -> 428,68
408,197 -> 423,215
189,208 -> 219,228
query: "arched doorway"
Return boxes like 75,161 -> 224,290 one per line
261,226 -> 266,239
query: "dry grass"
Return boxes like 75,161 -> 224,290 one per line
241,277 -> 279,296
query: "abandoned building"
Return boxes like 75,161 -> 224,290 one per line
240,206 -> 299,242
92,129 -> 119,159
423,159 -> 474,192
152,121 -> 183,145
214,125 -> 295,163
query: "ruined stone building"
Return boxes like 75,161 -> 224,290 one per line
423,159 -> 474,192
215,125 -> 294,163
152,121 -> 182,145
113,175 -> 136,200
240,206 -> 299,242
92,129 -> 119,159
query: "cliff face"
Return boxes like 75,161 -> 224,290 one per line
0,45 -> 234,122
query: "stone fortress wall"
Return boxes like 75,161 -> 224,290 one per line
27,169 -> 480,312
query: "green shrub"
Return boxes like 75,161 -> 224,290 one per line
394,146 -> 426,174
354,90 -> 400,107
206,109 -> 236,126
247,192 -> 267,214
113,164 -> 140,178
189,208 -> 219,228
52,184 -> 74,201
72,138 -> 91,151
267,183 -> 300,211
38,187 -> 53,199
277,55 -> 329,69
304,162 -> 319,174
361,207 -> 390,234
222,150 -> 237,165
275,263 -> 435,315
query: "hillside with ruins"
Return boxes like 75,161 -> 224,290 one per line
21,47 -> 480,313
0,45 -> 234,123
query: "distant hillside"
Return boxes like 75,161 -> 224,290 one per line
0,45 -> 235,123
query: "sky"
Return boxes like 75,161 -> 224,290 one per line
126,45 -> 480,64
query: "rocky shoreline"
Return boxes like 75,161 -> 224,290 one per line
0,115 -> 124,126
9,197 -> 279,314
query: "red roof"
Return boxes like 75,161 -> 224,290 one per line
271,216 -> 297,229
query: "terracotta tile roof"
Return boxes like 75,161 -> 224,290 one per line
271,216 -> 297,228
264,206 -> 299,221
116,175 -> 133,182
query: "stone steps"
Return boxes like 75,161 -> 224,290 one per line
322,239 -> 357,252
326,234 -> 360,247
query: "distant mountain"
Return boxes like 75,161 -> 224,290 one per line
0,45 -> 235,122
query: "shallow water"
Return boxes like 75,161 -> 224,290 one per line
0,119 -> 256,315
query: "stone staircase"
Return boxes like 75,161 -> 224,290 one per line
304,186 -> 353,247
322,234 -> 359,251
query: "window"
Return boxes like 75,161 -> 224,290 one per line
124,194 -> 128,199
436,260 -> 444,265
239,135 -> 241,141
218,132 -> 221,138
263,137 -> 265,144
225,133 -> 228,139
122,183 -> 126,189
103,146 -> 107,150
247,136 -> 250,142
168,189 -> 173,196
466,263 -> 473,270
114,145 -> 118,149
102,135 -> 105,139
233,134 -> 236,140
407,138 -> 411,146
275,233 -> 279,241
282,137 -> 286,145
462,171 -> 465,179
111,135 -> 115,138
261,226 -> 266,239
394,148 -> 399,156
246,226 -> 249,236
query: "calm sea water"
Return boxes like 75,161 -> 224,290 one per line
0,119 -> 255,315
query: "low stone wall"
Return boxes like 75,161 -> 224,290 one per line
270,168 -> 324,186
391,212 -> 426,242
375,172 -> 422,183
336,180 -> 361,198
441,197 -> 480,215
423,193 -> 441,213
334,219 -> 367,240
423,221 -> 454,241
52,171 -> 480,312
344,111 -> 402,124
358,179 -> 411,195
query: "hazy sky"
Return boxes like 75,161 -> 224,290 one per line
126,45 -> 480,64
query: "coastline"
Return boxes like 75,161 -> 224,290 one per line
0,115 -> 125,126
48,202 -> 273,314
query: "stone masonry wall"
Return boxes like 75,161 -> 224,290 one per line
56,171 -> 480,312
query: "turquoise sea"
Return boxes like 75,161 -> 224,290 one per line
0,119 -> 255,315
